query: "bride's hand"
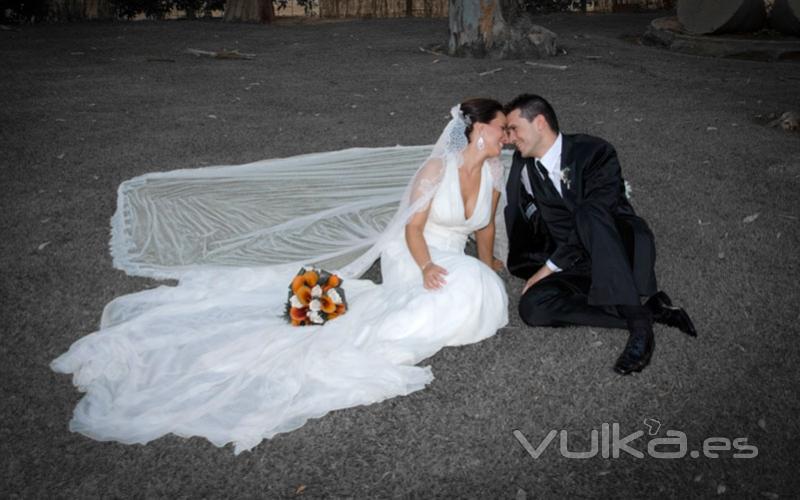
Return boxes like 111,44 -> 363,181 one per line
422,262 -> 448,290
491,257 -> 504,272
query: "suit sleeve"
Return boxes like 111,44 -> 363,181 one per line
549,141 -> 623,271
505,154 -> 554,279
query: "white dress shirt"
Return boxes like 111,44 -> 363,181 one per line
521,133 -> 564,273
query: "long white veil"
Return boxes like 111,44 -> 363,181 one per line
110,106 -> 512,282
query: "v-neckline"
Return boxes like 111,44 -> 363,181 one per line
456,160 -> 485,222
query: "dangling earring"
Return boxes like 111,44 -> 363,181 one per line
477,135 -> 485,151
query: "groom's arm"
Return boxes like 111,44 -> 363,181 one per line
522,263 -> 554,294
548,140 -> 624,271
505,154 -> 553,279
506,207 -> 553,280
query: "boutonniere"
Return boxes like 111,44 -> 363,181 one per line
624,180 -> 632,200
560,166 -> 571,190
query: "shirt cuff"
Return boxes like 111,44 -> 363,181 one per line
545,259 -> 562,273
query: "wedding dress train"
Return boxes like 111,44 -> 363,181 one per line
51,149 -> 509,454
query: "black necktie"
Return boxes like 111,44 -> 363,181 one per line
536,159 -> 562,198
535,160 -> 549,182
520,167 -> 537,221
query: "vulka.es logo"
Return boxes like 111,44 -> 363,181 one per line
513,421 -> 758,460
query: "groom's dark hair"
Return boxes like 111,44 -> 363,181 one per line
505,94 -> 560,133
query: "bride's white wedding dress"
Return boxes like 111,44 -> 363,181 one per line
51,145 -> 509,454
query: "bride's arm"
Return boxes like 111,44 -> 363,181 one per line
405,208 -> 448,290
475,190 -> 504,272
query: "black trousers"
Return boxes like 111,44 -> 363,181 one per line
519,204 -> 657,329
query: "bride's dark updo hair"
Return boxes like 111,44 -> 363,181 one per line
460,98 -> 504,140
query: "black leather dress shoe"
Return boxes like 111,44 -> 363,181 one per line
645,291 -> 697,337
613,321 -> 655,375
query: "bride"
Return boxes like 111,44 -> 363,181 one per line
51,98 -> 511,454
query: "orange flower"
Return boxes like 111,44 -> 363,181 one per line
302,270 -> 319,288
296,286 -> 312,306
290,306 -> 308,322
324,303 -> 346,322
320,296 -> 337,314
291,275 -> 306,294
292,270 -> 320,293
323,274 -> 341,291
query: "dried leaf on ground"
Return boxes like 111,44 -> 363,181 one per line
186,48 -> 255,60
742,213 -> 760,224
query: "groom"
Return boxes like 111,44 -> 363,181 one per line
502,94 -> 696,375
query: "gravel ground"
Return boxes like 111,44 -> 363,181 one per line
2,12 -> 799,498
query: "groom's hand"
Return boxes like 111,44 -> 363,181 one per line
521,265 -> 554,295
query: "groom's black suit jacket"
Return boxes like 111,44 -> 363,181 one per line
504,133 -> 640,280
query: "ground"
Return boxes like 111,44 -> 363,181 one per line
1,12 -> 799,498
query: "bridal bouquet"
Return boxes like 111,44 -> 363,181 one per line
285,267 -> 348,326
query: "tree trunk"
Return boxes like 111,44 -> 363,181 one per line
323,0 -> 403,18
770,0 -> 800,35
448,0 -> 557,59
320,0 -> 446,18
448,0 -> 511,56
677,0 -> 767,34
83,0 -> 112,19
418,0 -> 447,16
47,0 -> 86,20
224,0 -> 275,22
